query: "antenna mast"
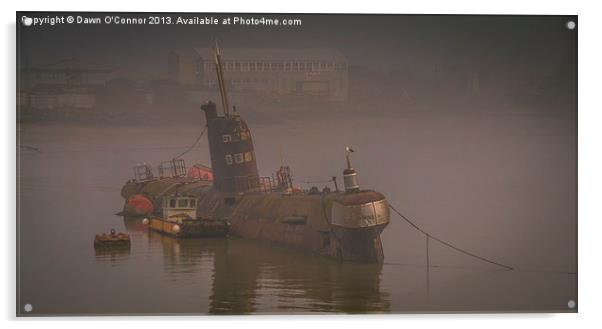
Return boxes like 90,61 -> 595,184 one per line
213,40 -> 230,116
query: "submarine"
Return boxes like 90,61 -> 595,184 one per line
120,44 -> 390,262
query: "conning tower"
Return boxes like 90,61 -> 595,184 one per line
201,42 -> 259,197
201,102 -> 259,195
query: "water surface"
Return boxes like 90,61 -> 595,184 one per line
17,113 -> 577,315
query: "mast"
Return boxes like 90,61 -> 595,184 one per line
213,40 -> 230,117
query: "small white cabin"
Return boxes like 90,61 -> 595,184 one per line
162,196 -> 198,223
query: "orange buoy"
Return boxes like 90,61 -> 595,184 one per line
125,194 -> 154,216
187,163 -> 213,181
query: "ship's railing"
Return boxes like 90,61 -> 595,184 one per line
158,158 -> 187,178
276,166 -> 293,189
258,176 -> 276,194
133,164 -> 154,182
226,175 -> 276,194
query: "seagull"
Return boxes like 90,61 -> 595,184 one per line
345,146 -> 355,153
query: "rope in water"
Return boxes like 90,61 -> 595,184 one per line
389,204 -> 514,271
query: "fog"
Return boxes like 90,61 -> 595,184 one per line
16,13 -> 577,314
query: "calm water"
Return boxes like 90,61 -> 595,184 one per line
17,113 -> 577,315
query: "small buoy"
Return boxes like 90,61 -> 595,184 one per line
142,218 -> 149,225
172,224 -> 181,233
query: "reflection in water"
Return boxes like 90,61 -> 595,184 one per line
94,247 -> 130,261
124,217 -> 390,314
122,216 -> 147,232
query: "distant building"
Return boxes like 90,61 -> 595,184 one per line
169,48 -> 348,101
19,59 -> 112,110
19,59 -> 157,111
28,84 -> 97,110
20,58 -> 113,90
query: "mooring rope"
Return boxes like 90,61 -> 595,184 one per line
172,125 -> 208,160
389,204 -> 514,270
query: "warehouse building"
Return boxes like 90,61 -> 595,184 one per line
19,59 -> 156,111
168,48 -> 348,101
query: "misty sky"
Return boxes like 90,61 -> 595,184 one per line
17,13 -> 576,77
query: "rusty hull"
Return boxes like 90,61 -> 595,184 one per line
121,183 -> 390,262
